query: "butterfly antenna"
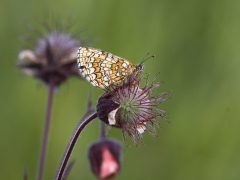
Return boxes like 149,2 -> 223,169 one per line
140,54 -> 155,65
142,52 -> 150,63
138,53 -> 155,70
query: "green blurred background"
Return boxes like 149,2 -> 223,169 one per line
1,0 -> 240,179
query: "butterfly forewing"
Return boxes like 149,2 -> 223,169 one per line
77,47 -> 137,89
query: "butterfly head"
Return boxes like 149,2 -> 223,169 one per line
137,63 -> 145,72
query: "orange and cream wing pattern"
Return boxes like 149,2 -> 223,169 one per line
77,47 -> 137,89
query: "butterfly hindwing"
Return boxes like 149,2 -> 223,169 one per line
77,47 -> 137,89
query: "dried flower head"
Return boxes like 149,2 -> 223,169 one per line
96,71 -> 169,145
17,21 -> 88,86
88,139 -> 122,179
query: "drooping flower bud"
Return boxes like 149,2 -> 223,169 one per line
88,139 -> 122,179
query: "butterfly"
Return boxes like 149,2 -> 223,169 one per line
77,47 -> 146,89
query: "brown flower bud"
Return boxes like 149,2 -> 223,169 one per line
88,139 -> 122,179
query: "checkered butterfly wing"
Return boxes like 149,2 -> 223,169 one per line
77,47 -> 137,89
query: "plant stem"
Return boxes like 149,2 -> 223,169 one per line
37,78 -> 56,180
55,112 -> 97,180
100,121 -> 106,139
62,159 -> 76,180
24,167 -> 28,180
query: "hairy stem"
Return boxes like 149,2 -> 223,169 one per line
37,78 -> 56,180
55,112 -> 97,180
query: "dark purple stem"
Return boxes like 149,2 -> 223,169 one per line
62,159 -> 76,180
37,78 -> 56,180
55,112 -> 97,180
100,121 -> 106,139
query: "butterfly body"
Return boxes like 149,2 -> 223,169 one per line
77,47 -> 139,89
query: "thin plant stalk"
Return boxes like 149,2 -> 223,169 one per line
62,159 -> 76,180
24,167 -> 28,180
55,112 -> 98,180
100,121 -> 106,139
37,78 -> 56,180
60,94 -> 95,180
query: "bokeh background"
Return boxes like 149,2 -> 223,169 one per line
1,0 -> 240,179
